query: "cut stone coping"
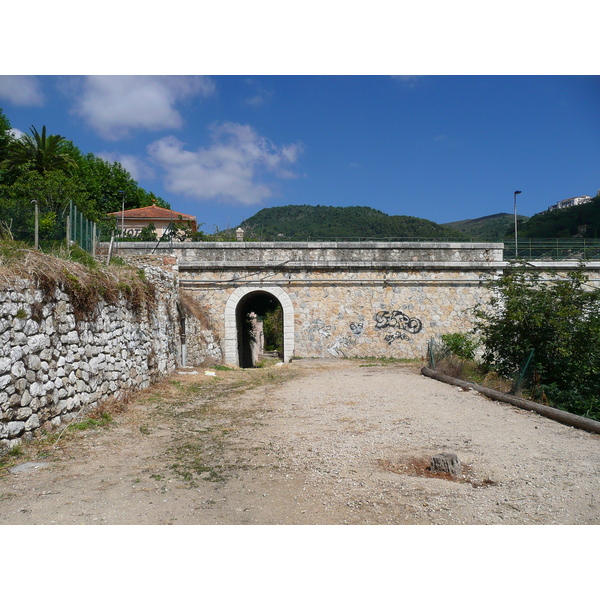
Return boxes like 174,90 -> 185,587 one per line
421,366 -> 600,435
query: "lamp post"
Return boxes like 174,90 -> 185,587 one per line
514,190 -> 522,257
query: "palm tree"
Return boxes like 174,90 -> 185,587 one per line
1,125 -> 78,176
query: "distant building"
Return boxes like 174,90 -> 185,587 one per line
108,200 -> 197,239
548,195 -> 593,212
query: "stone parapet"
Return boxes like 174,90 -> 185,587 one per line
112,241 -> 504,266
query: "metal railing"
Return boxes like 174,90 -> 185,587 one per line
502,238 -> 600,261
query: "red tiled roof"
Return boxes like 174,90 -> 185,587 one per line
108,204 -> 196,221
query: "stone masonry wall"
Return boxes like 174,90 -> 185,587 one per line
0,266 -> 211,453
113,243 -> 600,366
181,267 -> 495,362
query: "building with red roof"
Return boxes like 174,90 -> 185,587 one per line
108,200 -> 197,239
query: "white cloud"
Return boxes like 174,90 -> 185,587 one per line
97,152 -> 156,183
243,78 -> 273,107
71,75 -> 216,140
0,76 -> 44,106
148,121 -> 304,205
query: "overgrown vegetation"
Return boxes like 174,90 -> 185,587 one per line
435,263 -> 600,420
0,237 -> 156,319
263,304 -> 283,356
440,332 -> 478,361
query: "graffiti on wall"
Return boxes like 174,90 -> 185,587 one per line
310,319 -> 332,338
328,335 -> 357,357
374,309 -> 423,345
311,310 -> 422,354
374,310 -> 422,334
349,322 -> 364,336
325,322 -> 364,357
384,331 -> 409,345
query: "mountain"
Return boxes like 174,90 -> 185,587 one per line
442,213 -> 528,239
228,198 -> 600,242
235,205 -> 464,241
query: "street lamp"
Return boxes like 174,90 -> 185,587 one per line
514,190 -> 522,257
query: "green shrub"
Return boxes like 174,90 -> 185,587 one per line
440,332 -> 478,360
474,262 -> 600,419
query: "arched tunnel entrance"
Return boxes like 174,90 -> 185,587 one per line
237,291 -> 283,368
224,286 -> 295,367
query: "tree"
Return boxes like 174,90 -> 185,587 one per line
0,169 -> 88,243
0,108 -> 13,160
72,152 -> 169,220
263,305 -> 283,357
474,262 -> 600,419
1,125 -> 78,178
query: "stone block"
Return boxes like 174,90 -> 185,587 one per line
0,374 -> 11,390
7,421 -> 25,438
0,357 -> 11,375
430,452 -> 461,476
11,361 -> 26,378
25,414 -> 40,431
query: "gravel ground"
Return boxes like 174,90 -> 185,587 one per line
1,358 -> 598,525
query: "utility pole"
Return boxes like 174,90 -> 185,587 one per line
119,190 -> 125,236
33,198 -> 39,250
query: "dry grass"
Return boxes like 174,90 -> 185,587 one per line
434,355 -> 514,395
179,291 -> 213,330
0,242 -> 156,319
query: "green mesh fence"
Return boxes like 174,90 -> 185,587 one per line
69,200 -> 97,255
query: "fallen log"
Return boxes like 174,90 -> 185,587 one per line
421,366 -> 600,435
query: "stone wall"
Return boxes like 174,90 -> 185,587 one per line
181,267 -> 495,362
112,242 -> 600,367
0,266 -> 212,453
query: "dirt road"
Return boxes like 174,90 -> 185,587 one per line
1,359 -> 598,525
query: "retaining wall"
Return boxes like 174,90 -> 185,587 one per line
0,266 -> 219,453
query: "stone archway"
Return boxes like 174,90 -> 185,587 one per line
224,286 -> 294,366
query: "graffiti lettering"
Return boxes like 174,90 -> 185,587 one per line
384,331 -> 409,345
374,310 -> 422,334
349,322 -> 364,336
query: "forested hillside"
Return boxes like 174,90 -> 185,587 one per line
517,196 -> 600,238
237,205 -> 464,240
443,213 -> 528,240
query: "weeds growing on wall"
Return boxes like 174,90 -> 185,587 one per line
0,238 -> 156,319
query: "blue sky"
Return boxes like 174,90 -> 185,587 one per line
1,75 -> 598,233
